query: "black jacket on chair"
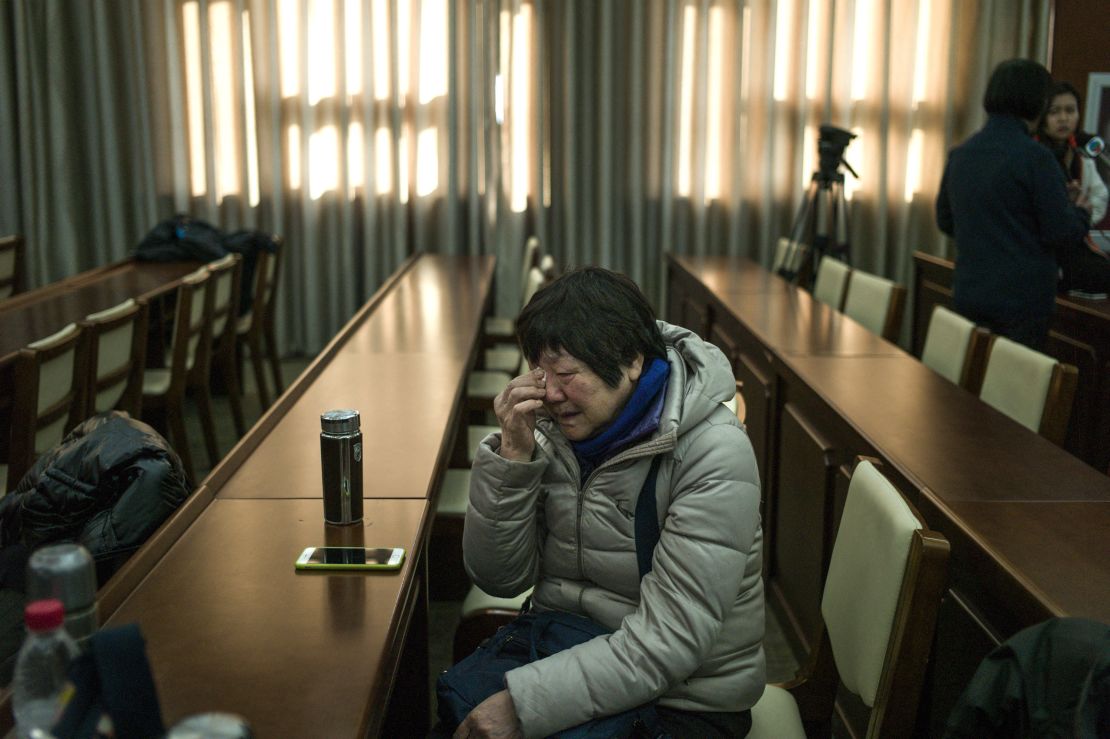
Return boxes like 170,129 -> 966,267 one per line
0,411 -> 191,587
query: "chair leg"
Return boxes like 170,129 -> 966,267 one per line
220,351 -> 247,437
247,332 -> 271,409
264,324 -> 283,397
165,397 -> 195,486
194,382 -> 221,469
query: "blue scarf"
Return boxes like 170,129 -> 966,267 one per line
571,357 -> 670,482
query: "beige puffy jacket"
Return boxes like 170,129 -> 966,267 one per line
464,321 -> 765,737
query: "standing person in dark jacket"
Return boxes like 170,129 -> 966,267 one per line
936,59 -> 1092,349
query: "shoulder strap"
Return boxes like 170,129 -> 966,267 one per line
634,455 -> 664,580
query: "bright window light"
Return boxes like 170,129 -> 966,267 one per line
904,128 -> 923,202
773,0 -> 793,102
210,1 -> 240,202
349,121 -> 365,193
308,0 -> 336,106
851,0 -> 872,101
310,125 -> 339,200
705,6 -> 725,201
805,0 -> 822,100
183,1 -> 206,197
373,0 -> 391,100
288,124 -> 302,190
345,0 -> 362,95
398,128 -> 409,203
397,0 -> 411,97
677,5 -> 696,196
510,5 -> 532,212
375,126 -> 393,194
243,10 -> 260,206
912,0 -> 931,104
740,6 -> 752,104
419,0 -> 447,103
416,127 -> 438,196
279,0 -> 299,97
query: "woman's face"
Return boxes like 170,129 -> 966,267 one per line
532,349 -> 643,441
1044,93 -> 1080,143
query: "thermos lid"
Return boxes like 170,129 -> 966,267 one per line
321,409 -> 361,434
27,543 -> 97,609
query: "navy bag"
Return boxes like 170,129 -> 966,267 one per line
436,456 -> 667,738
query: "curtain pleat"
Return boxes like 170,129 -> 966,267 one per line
0,0 -> 1057,353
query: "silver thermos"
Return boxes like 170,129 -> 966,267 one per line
26,543 -> 98,650
320,409 -> 363,525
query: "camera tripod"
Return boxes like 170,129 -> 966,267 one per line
778,124 -> 857,288
783,171 -> 851,287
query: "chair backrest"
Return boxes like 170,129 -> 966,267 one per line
812,256 -> 852,311
843,270 -> 906,342
169,267 -> 214,379
7,323 -> 85,490
920,306 -> 990,391
821,460 -> 949,735
206,253 -> 243,345
772,237 -> 806,275
521,266 -> 545,309
242,242 -> 282,332
78,298 -> 148,418
0,235 -> 26,299
519,237 -> 540,305
979,336 -> 1078,446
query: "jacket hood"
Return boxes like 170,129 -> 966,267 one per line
657,320 -> 736,437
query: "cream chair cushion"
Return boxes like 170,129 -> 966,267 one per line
208,254 -> 238,336
484,315 -> 514,338
747,685 -> 805,739
484,346 -> 522,374
437,469 -> 471,516
821,461 -> 921,706
843,271 -> 896,337
979,337 -> 1056,433
142,368 -> 172,396
28,323 -> 80,454
86,299 -> 137,413
921,306 -> 976,385
812,256 -> 851,309
468,425 -> 499,463
460,585 -> 534,619
468,370 -> 511,399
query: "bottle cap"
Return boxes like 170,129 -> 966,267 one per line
25,599 -> 65,632
321,409 -> 360,435
27,542 -> 97,609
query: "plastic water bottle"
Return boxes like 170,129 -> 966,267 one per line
12,599 -> 78,739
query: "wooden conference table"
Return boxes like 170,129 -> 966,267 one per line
0,253 -> 495,737
667,254 -> 1110,737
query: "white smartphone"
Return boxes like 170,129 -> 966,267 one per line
294,546 -> 405,571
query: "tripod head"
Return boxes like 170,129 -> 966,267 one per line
817,125 -> 859,183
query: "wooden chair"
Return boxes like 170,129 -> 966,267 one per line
920,305 -> 991,393
452,585 -> 534,664
6,323 -> 85,493
142,267 -> 213,485
978,336 -> 1078,447
77,298 -> 149,419
812,256 -> 852,311
236,244 -> 284,409
483,236 -> 541,345
206,254 -> 246,438
748,459 -> 949,738
0,235 -> 26,300
467,267 -> 547,413
842,270 -> 906,343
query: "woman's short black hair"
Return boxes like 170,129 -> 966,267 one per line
1046,80 -> 1082,111
515,267 -> 667,388
983,59 -> 1052,121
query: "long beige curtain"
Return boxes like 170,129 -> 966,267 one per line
0,0 -> 1053,353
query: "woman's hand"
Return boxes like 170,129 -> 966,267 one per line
452,690 -> 523,739
495,368 -> 546,461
